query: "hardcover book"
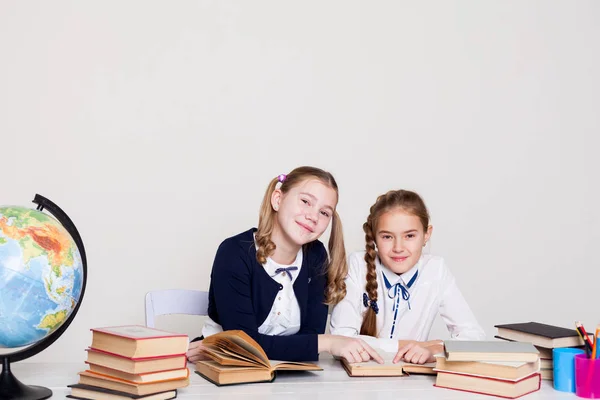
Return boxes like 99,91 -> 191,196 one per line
494,322 -> 584,348
444,340 -> 539,363
90,326 -> 188,359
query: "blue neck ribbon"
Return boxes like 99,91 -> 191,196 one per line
382,270 -> 418,339
272,266 -> 298,280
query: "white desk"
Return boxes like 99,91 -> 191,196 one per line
11,357 -> 577,399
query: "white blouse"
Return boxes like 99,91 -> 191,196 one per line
330,251 -> 485,352
202,246 -> 303,338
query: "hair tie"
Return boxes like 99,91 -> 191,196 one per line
277,174 -> 287,183
362,293 -> 379,314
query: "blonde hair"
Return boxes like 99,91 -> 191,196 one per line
255,166 -> 347,305
360,189 -> 430,336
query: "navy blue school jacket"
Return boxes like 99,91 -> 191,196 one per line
206,228 -> 329,361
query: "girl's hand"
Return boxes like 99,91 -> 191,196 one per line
393,342 -> 435,364
186,340 -> 209,363
320,335 -> 384,364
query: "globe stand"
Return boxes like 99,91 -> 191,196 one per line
0,357 -> 51,400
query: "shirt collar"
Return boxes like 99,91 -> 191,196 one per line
378,255 -> 421,288
265,247 -> 303,270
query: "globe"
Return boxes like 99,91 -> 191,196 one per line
0,206 -> 84,348
0,195 -> 87,400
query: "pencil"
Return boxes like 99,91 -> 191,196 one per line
576,326 -> 591,357
576,321 -> 595,350
593,326 -> 600,360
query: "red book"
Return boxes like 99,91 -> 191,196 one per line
78,370 -> 189,397
86,348 -> 187,375
85,362 -> 189,384
435,370 -> 541,399
90,326 -> 188,359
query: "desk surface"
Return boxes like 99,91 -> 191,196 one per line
11,357 -> 577,399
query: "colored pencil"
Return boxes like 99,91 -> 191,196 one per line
576,326 -> 591,357
576,321 -> 595,350
593,326 -> 600,360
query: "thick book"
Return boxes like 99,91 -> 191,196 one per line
86,348 -> 187,374
444,340 -> 539,362
78,371 -> 189,397
435,371 -> 541,399
535,346 -> 553,360
540,369 -> 553,380
495,337 -> 583,359
194,330 -> 322,386
67,384 -> 177,400
341,352 -> 436,377
494,322 -> 584,348
434,356 -> 540,380
91,326 -> 188,359
86,363 -> 189,384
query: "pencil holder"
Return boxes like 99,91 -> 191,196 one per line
554,348 -> 585,392
575,354 -> 600,398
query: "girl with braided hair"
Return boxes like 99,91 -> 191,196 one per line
187,166 -> 383,364
330,189 -> 484,364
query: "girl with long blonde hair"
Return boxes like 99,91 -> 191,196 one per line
187,167 -> 383,363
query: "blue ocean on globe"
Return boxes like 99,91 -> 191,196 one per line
0,206 -> 83,348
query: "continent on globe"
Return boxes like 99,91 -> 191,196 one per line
0,206 -> 84,348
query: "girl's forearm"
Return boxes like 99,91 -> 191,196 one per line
318,334 -> 331,353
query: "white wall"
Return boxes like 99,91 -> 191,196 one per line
1,0 -> 598,362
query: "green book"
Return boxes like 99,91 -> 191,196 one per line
444,340 -> 539,362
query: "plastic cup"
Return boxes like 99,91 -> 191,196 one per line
553,347 -> 585,392
575,353 -> 600,398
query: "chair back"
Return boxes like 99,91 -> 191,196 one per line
145,289 -> 209,328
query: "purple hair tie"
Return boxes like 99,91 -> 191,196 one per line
277,174 -> 287,183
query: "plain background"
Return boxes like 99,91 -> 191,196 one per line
1,1 -> 598,362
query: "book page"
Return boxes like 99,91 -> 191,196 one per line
203,331 -> 269,368
217,346 -> 264,366
198,360 -> 267,373
269,360 -> 322,371
202,346 -> 263,368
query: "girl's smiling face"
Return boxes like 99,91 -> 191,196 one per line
271,178 -> 338,247
375,208 -> 432,274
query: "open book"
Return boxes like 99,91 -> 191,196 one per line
341,352 -> 436,377
195,330 -> 322,386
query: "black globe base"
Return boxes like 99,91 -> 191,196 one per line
1,357 -> 52,400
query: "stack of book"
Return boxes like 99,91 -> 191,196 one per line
68,326 -> 190,400
434,340 -> 541,399
495,322 -> 586,381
